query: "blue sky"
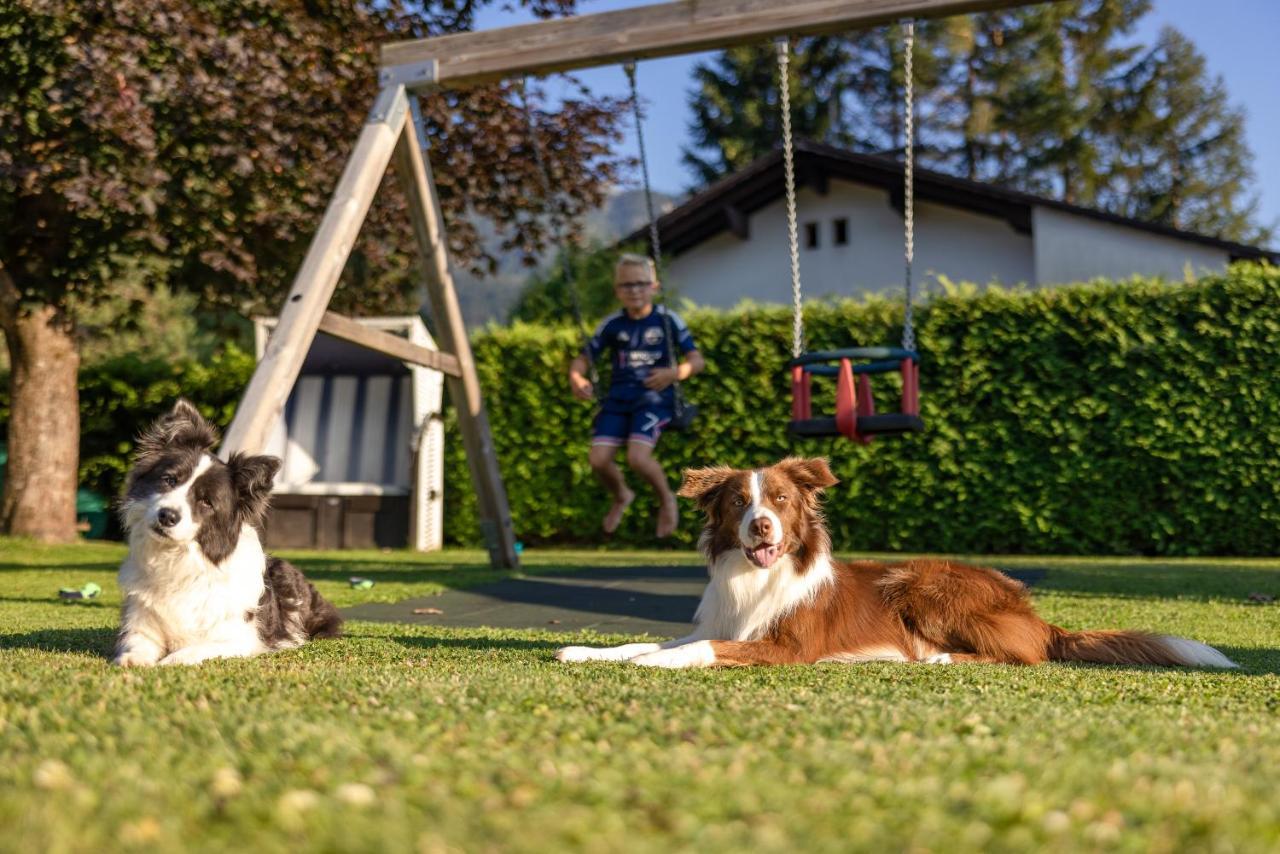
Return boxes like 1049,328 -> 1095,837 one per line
474,0 -> 1278,240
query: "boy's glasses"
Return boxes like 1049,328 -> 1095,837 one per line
616,281 -> 653,291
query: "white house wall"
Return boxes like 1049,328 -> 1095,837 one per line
1031,206 -> 1229,284
665,180 -> 1035,308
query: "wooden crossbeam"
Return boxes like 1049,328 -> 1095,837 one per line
317,311 -> 462,377
381,0 -> 1063,88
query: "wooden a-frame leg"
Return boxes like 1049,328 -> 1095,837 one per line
393,95 -> 519,569
220,82 -> 518,569
221,84 -> 412,458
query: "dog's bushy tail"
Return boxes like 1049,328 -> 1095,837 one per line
262,557 -> 343,643
1048,628 -> 1236,668
304,584 -> 343,640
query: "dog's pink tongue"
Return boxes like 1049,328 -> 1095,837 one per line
749,543 -> 781,568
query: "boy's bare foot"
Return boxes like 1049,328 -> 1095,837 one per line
656,494 -> 679,538
603,488 -> 635,534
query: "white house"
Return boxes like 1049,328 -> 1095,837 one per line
630,141 -> 1276,307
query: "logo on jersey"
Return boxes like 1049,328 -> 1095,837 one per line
643,327 -> 665,346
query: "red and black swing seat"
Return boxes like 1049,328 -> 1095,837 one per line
788,348 -> 923,443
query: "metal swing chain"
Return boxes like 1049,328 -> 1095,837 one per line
902,20 -> 917,353
624,63 -> 664,276
624,61 -> 685,412
519,77 -> 600,394
776,38 -> 804,360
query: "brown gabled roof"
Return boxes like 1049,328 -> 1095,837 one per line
624,139 -> 1278,263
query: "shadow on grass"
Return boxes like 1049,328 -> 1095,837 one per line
281,556 -> 485,570
390,634 -> 564,654
0,627 -> 114,657
298,564 -> 517,594
394,634 -> 1280,674
1029,563 -> 1280,603
3,625 -> 1273,678
1210,646 -> 1280,676
297,560 -> 700,596
0,596 -> 109,608
0,560 -> 120,574
1056,649 -> 1280,677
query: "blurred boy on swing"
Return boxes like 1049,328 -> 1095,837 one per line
568,254 -> 705,538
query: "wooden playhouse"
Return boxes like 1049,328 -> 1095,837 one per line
255,315 -> 445,551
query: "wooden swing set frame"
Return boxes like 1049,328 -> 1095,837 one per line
220,0 -> 1062,569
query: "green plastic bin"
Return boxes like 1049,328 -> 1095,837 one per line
0,442 -> 110,539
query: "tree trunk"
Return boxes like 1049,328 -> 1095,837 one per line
0,271 -> 80,542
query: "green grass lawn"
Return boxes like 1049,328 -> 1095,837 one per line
2,538 -> 1279,853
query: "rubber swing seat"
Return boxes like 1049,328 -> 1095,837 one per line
788,413 -> 924,438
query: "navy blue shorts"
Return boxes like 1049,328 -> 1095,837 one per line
592,401 -> 673,447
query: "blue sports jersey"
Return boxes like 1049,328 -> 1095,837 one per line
584,306 -> 697,407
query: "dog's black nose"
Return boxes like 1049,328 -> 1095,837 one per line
156,507 -> 180,528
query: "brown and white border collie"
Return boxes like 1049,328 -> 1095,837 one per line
557,457 -> 1237,669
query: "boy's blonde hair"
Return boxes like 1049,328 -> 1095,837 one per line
614,253 -> 656,283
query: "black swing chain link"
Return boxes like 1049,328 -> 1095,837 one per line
625,61 -> 689,424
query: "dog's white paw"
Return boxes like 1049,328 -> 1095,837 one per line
630,642 -> 716,669
112,651 -> 160,668
159,647 -> 214,666
555,646 -> 600,663
922,653 -> 954,664
555,642 -> 662,663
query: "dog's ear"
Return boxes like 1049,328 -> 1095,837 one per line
135,399 -> 220,460
228,453 -> 281,526
774,457 -> 838,495
677,465 -> 738,508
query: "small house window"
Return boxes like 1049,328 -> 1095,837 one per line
804,222 -> 819,249
833,218 -> 849,246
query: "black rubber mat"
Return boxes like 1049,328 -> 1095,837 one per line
343,565 -> 1047,638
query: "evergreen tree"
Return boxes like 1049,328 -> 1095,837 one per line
1097,28 -> 1265,242
981,0 -> 1148,204
681,26 -> 956,188
925,15 -> 990,180
680,1 -> 1267,242
682,38 -> 857,185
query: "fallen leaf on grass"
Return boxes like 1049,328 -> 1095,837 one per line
412,607 -> 444,615
1247,592 -> 1275,604
547,619 -> 561,625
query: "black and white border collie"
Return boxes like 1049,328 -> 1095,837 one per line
557,457 -> 1237,670
113,400 -> 341,667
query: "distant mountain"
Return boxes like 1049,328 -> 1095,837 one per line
443,187 -> 682,327
583,187 -> 681,243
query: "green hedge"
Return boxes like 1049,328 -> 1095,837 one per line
446,264 -> 1280,556
4,266 -> 1277,555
